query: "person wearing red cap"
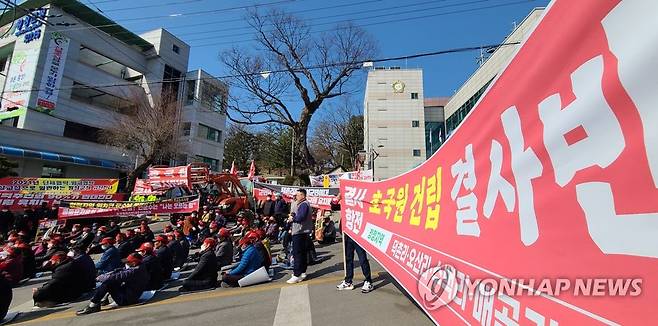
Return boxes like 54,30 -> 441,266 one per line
115,233 -> 131,259
214,228 -> 233,270
64,224 -> 83,243
179,238 -> 217,292
76,253 -> 149,315
35,237 -> 66,270
154,235 -> 173,281
137,242 -> 164,290
221,232 -> 263,287
0,246 -> 23,285
173,230 -> 189,267
33,251 -> 95,307
95,237 -> 121,274
70,227 -> 94,252
166,233 -> 186,269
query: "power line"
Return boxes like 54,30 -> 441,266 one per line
193,0 -> 536,47
9,41 -> 520,93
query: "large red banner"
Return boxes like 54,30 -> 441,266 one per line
0,193 -> 125,211
341,1 -> 658,325
253,182 -> 338,210
147,166 -> 190,191
58,196 -> 199,220
0,177 -> 118,195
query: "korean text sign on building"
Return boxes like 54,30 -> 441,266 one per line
340,1 -> 658,325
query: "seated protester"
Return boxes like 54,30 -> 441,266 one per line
95,237 -> 122,275
35,237 -> 66,269
64,224 -> 82,243
70,227 -> 94,253
174,230 -> 190,264
124,229 -> 141,253
87,226 -> 109,255
0,273 -> 11,321
220,233 -> 263,287
59,247 -> 95,293
179,238 -> 217,292
252,232 -> 271,272
193,221 -> 209,247
214,228 -> 233,270
115,233 -> 132,259
163,225 -> 174,234
105,221 -> 120,239
76,253 -> 149,315
208,222 -> 219,239
213,209 -> 226,228
166,233 -> 186,269
136,242 -> 163,290
265,217 -> 278,242
0,247 -> 23,285
33,252 -> 95,307
153,235 -> 173,281
318,215 -> 337,244
139,222 -> 154,243
16,242 -> 36,279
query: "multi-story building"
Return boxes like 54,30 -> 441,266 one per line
444,8 -> 544,136
424,97 -> 449,158
179,69 -> 228,172
0,1 -> 226,178
363,67 -> 427,181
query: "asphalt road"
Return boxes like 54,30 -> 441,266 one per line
4,224 -> 433,326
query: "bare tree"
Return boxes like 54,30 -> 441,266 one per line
310,99 -> 364,171
221,9 -> 377,173
101,94 -> 184,192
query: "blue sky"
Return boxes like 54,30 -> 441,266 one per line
86,0 -> 550,108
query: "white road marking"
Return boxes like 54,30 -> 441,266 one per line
272,284 -> 312,326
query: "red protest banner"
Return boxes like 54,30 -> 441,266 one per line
58,196 -> 199,220
0,177 -> 119,195
147,166 -> 191,191
341,1 -> 658,325
0,193 -> 125,210
253,182 -> 338,210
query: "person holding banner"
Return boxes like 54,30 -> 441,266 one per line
337,236 -> 373,293
286,189 -> 314,284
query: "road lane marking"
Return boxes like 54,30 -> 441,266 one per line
273,284 -> 312,326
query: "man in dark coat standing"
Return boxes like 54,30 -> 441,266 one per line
179,238 -> 217,292
76,253 -> 149,315
33,252 -> 96,307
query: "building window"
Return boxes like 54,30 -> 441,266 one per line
412,149 -> 421,157
163,65 -> 182,99
172,44 -> 180,54
182,122 -> 191,136
412,120 -> 420,128
42,165 -> 64,178
411,93 -> 419,99
185,80 -> 196,105
197,124 -> 222,143
63,121 -> 102,143
195,155 -> 219,171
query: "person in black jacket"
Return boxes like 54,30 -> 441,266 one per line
0,273 -> 11,321
70,227 -> 94,253
166,233 -> 186,269
105,221 -> 120,239
179,238 -> 217,292
33,252 -> 95,307
35,238 -> 66,269
72,250 -> 97,292
214,228 -> 233,270
115,233 -> 132,259
154,235 -> 173,281
0,206 -> 14,238
174,230 -> 190,264
76,253 -> 149,315
262,195 -> 275,218
137,242 -> 163,290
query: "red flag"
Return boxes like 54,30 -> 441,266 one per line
247,160 -> 256,180
230,161 -> 237,175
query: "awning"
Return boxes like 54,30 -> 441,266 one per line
0,145 -> 124,170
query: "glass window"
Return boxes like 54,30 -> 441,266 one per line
412,120 -> 419,128
182,122 -> 191,136
195,155 -> 219,171
411,92 -> 418,99
42,165 -> 64,177
172,44 -> 180,54
197,124 -> 222,142
0,117 -> 18,127
413,149 -> 421,157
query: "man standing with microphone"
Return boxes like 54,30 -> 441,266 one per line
286,189 -> 314,284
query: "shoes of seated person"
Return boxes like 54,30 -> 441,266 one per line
220,281 -> 231,288
76,304 -> 101,315
34,300 -> 57,308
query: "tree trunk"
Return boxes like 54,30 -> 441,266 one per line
125,159 -> 153,194
293,121 -> 316,173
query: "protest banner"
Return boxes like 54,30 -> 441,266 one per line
341,1 -> 658,325
147,166 -> 191,191
310,170 -> 373,187
253,182 -> 338,210
0,192 -> 125,211
58,196 -> 199,219
0,177 -> 118,195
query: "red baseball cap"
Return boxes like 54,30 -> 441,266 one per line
126,253 -> 143,266
100,237 -> 115,245
203,237 -> 216,249
136,242 -> 154,254
154,235 -> 168,244
218,228 -> 230,238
